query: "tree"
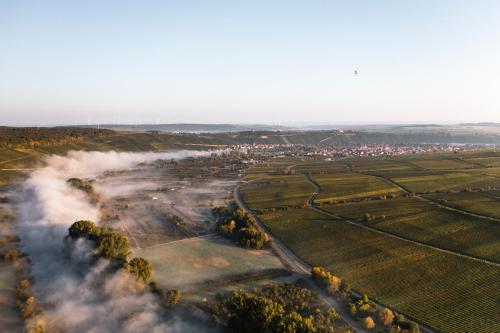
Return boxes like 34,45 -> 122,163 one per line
68,220 -> 98,239
97,232 -> 130,260
164,289 -> 181,307
361,316 -> 375,330
378,308 -> 394,326
3,248 -> 19,262
126,257 -> 153,283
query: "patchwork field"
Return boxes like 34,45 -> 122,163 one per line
426,191 -> 500,218
314,172 -> 403,202
258,207 -> 500,333
240,150 -> 500,333
240,175 -> 313,210
376,169 -> 500,193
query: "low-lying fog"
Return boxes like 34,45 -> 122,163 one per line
14,150 -> 230,333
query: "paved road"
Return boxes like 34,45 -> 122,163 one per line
233,181 -> 369,333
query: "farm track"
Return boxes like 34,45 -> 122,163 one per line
234,181 -> 370,333
302,173 -> 500,268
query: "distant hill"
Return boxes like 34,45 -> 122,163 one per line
88,123 -> 294,133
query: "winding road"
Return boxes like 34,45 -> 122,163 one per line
233,182 -> 371,333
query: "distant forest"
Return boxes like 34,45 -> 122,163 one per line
0,127 -> 113,148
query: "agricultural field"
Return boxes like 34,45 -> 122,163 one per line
426,191 -> 500,218
132,235 -> 286,293
240,175 -> 313,210
345,157 -> 417,172
292,160 -> 349,174
240,151 -> 500,333
377,169 -> 500,193
406,158 -> 476,170
314,172 -> 403,202
258,207 -> 500,333
320,195 -> 500,261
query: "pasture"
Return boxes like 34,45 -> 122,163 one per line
131,235 -> 285,292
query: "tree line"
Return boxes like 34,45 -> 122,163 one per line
312,267 -> 421,332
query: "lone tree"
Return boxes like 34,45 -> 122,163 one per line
126,257 -> 153,283
68,220 -> 98,239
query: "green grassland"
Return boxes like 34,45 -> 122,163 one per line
132,235 -> 284,291
258,207 -> 500,333
240,175 -> 312,210
314,172 -> 403,202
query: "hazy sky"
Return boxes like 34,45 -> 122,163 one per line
1,1 -> 500,126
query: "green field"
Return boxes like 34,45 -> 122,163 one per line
258,207 -> 500,333
132,235 -> 284,291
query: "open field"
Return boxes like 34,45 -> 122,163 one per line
240,175 -> 313,210
258,207 -> 500,333
132,235 -> 285,292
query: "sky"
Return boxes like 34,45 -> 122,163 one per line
1,0 -> 500,126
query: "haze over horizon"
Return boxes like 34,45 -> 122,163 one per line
2,1 -> 500,126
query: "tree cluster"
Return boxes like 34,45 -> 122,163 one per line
210,283 -> 341,333
311,267 -> 344,295
311,267 -> 421,332
213,204 -> 269,249
0,126 -> 113,148
67,220 -> 152,282
15,278 -> 41,319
